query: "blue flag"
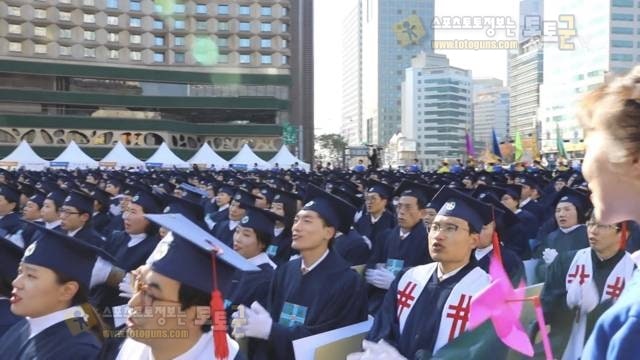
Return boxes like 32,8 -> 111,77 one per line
491,128 -> 502,159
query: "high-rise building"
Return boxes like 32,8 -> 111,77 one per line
360,0 -> 434,146
0,0 -> 313,160
518,0 -> 543,43
540,0 -> 640,156
401,52 -> 472,168
473,78 -> 509,146
509,37 -> 543,140
341,0 -> 363,146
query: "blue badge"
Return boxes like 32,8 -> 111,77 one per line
267,244 -> 279,257
224,299 -> 233,310
386,258 -> 404,276
278,302 -> 308,327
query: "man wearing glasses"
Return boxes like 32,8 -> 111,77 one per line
362,187 -> 493,358
59,190 -> 105,248
538,215 -> 636,359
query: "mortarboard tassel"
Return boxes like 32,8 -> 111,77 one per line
620,221 -> 628,251
210,250 -> 229,360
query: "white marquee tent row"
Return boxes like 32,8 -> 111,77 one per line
0,140 -> 310,171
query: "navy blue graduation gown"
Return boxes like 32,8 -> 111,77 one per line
521,199 -> 544,222
91,211 -> 111,237
366,261 -> 478,358
0,298 -> 21,340
516,209 -> 539,241
333,229 -> 371,266
212,220 -> 236,247
0,317 -> 101,359
366,221 -> 431,314
267,229 -> 295,266
70,225 -> 106,248
534,226 -> 588,280
354,210 -> 396,246
502,221 -> 531,261
19,220 -> 45,248
225,262 -> 275,321
202,198 -> 218,216
625,221 -> 640,253
252,250 -> 368,360
476,246 -> 525,286
210,207 -> 230,224
0,212 -> 21,236
103,215 -> 124,236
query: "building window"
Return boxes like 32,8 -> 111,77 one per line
239,5 -> 251,16
34,26 -> 47,37
130,17 -> 142,27
218,4 -> 229,15
107,0 -> 118,9
174,3 -> 186,13
153,20 -> 164,29
59,46 -> 71,56
612,40 -> 633,48
611,53 -> 633,61
34,44 -> 47,54
109,49 -> 119,59
35,9 -> 47,19
281,7 -> 288,16
196,4 -> 207,14
613,0 -> 633,6
130,51 -> 142,60
60,29 -> 72,39
261,6 -> 272,16
107,32 -> 118,42
9,42 -> 22,52
239,22 -> 251,31
8,6 -> 20,17
175,20 -> 186,29
84,31 -> 96,41
8,24 -> 22,35
612,26 -> 634,34
174,36 -> 185,46
60,11 -> 72,21
153,52 -> 165,63
281,23 -> 288,32
260,39 -> 271,48
261,55 -> 272,64
218,21 -> 229,31
84,48 -> 96,58
261,22 -> 272,32
282,55 -> 289,64
130,34 -> 142,44
154,36 -> 165,46
84,14 -> 96,23
175,52 -> 185,63
217,37 -> 228,47
196,21 -> 208,31
130,0 -> 141,11
240,54 -> 251,64
281,39 -> 288,48
218,53 -> 228,63
107,16 -> 119,26
612,13 -> 634,21
83,0 -> 95,6
239,38 -> 251,47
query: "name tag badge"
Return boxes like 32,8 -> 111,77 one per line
267,244 -> 278,257
386,259 -> 404,276
278,302 -> 308,327
224,299 -> 233,310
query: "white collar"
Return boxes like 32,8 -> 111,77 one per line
475,244 -> 494,260
67,226 -> 83,237
301,249 -> 330,274
27,305 -> 85,339
519,198 -> 532,208
559,224 -> 583,234
127,233 -> 148,248
399,228 -> 411,239
229,220 -> 239,230
0,296 -> 8,301
514,209 -> 522,214
217,204 -> 230,211
274,226 -> 284,237
93,211 -> 99,217
248,252 -> 277,269
436,263 -> 466,282
45,220 -> 62,229
370,213 -> 382,223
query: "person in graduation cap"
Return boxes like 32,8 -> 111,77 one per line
103,215 -> 244,360
104,177 -> 124,218
362,187 -> 493,358
231,184 -> 368,360
0,183 -> 24,238
59,190 -> 106,248
267,189 -> 298,265
537,214 -> 636,359
365,181 -> 432,314
515,174 -> 545,222
0,225 -> 112,359
0,237 -> 23,339
6,189 -> 47,250
498,183 -> 540,257
89,188 -> 113,237
91,189 -> 163,328
254,186 -> 274,210
354,180 -> 397,248
328,184 -> 372,266
40,189 -> 66,232
212,189 -> 257,247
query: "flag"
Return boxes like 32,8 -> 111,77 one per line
491,128 -> 502,159
514,131 -> 523,161
465,129 -> 475,157
556,124 -> 567,158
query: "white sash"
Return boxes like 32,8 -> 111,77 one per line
562,248 -> 635,360
396,263 -> 490,354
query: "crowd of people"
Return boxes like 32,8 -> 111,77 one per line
1,69 -> 640,359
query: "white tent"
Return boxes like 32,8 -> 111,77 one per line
268,145 -> 310,171
228,144 -> 270,170
188,143 -> 229,169
50,140 -> 98,169
0,140 -> 49,170
100,141 -> 145,169
145,142 -> 189,168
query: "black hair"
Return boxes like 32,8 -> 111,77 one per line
55,272 -> 106,342
254,229 -> 273,251
178,282 -> 212,333
0,276 -> 12,298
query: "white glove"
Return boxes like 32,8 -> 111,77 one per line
347,339 -> 407,360
365,268 -> 396,290
542,248 -> 559,264
118,272 -> 133,299
231,301 -> 273,340
90,257 -> 113,288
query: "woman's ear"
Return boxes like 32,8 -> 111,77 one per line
59,281 -> 79,303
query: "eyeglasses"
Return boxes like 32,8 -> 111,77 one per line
586,221 -> 616,231
429,222 -> 469,234
132,279 -> 181,307
395,203 -> 416,211
60,209 -> 81,216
